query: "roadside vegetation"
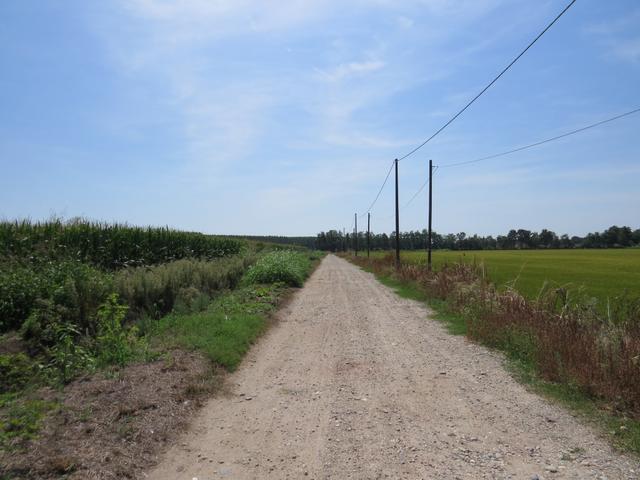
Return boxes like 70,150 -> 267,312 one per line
0,218 -> 322,479
149,250 -> 319,370
345,252 -> 640,454
369,248 -> 640,304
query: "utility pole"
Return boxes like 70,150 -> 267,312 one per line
354,213 -> 358,256
367,212 -> 371,258
342,228 -> 346,252
428,159 -> 433,271
394,159 -> 400,268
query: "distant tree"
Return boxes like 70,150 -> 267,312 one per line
515,229 -> 532,248
569,236 -> 581,248
316,225 -> 637,251
504,230 -> 517,249
539,229 -> 557,248
617,226 -> 633,247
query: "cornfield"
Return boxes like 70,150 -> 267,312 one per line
0,219 -> 243,269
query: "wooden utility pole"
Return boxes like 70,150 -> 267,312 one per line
354,213 -> 358,256
367,212 -> 371,258
394,159 -> 400,267
428,159 -> 433,271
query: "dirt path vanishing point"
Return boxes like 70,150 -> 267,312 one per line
148,254 -> 639,479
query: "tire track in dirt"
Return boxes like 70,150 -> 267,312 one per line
147,254 -> 639,479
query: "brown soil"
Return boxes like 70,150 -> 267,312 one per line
1,350 -> 214,479
148,254 -> 639,479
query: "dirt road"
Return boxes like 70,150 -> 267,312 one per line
148,255 -> 639,479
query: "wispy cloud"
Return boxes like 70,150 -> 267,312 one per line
89,0 -> 607,233
585,9 -> 640,65
613,38 -> 640,64
315,60 -> 386,82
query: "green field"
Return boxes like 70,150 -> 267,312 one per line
370,249 -> 640,302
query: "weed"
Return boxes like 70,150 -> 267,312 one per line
95,294 -> 148,368
46,322 -> 95,384
0,393 -> 56,450
243,251 -> 311,287
114,255 -> 255,320
151,284 -> 287,371
0,354 -> 36,393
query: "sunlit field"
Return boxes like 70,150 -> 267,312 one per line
368,249 -> 640,302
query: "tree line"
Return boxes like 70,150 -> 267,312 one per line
315,225 -> 640,252
226,235 -> 317,249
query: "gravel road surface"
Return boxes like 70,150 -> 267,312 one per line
148,254 -> 639,479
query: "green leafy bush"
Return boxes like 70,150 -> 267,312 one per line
0,261 -> 112,334
0,267 -> 43,332
45,321 -> 95,384
243,251 -> 311,287
172,286 -> 211,315
94,294 -> 147,367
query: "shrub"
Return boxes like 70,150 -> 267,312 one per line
0,266 -> 43,332
0,261 -> 112,335
114,255 -> 255,319
45,321 -> 95,384
173,286 -> 210,315
94,294 -> 146,368
243,251 -> 311,287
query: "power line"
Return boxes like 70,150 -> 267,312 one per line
403,166 -> 438,209
396,0 -> 576,162
361,160 -> 395,216
439,106 -> 640,168
399,105 -> 640,210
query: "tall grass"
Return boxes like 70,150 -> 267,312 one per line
0,218 -> 243,269
350,254 -> 640,415
115,254 -> 256,319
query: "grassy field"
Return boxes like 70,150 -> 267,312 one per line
369,249 -> 640,302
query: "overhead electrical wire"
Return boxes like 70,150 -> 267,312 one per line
402,166 -> 438,209
438,106 -> 640,168
396,0 -> 577,162
360,160 -> 395,216
357,0 -> 577,219
400,106 -> 640,209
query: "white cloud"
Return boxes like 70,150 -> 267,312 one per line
315,60 -> 386,82
585,9 -> 640,65
396,16 -> 414,29
613,37 -> 640,64
91,0 -> 519,203
324,132 -> 414,149
123,0 -> 333,40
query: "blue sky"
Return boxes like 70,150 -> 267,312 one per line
1,0 -> 638,236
